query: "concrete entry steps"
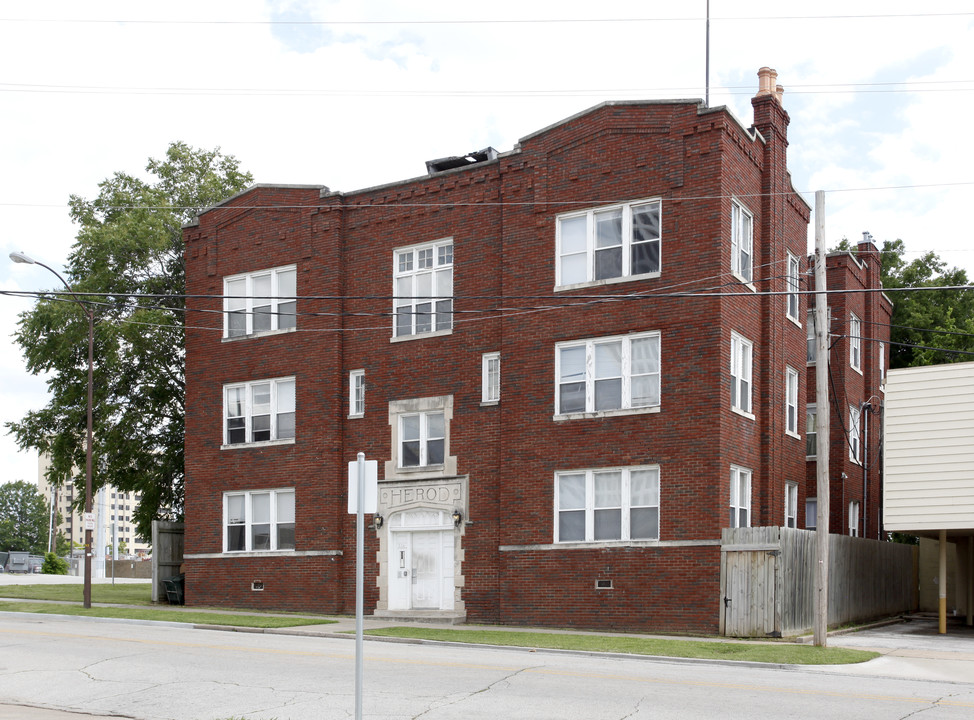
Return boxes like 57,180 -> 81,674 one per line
372,609 -> 467,625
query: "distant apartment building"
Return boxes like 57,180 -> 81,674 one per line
36,452 -> 150,556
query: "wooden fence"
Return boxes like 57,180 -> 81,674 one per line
719,527 -> 917,637
150,520 -> 185,603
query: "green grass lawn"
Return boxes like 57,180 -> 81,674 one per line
0,582 -> 153,604
0,582 -> 336,629
0,600 -> 335,628
364,627 -> 879,665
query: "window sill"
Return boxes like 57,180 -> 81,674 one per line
553,405 -> 660,422
395,463 -> 446,474
554,538 -> 660,547
731,274 -> 756,291
480,400 -> 499,407
221,549 -> 296,557
806,456 -> 817,462
851,365 -> 863,376
390,328 -> 453,343
730,406 -> 755,421
222,327 -> 297,342
221,438 -> 296,450
786,314 -> 802,329
553,270 -> 661,293
786,430 -> 801,440
348,413 -> 364,419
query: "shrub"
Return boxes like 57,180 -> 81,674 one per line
41,552 -> 68,575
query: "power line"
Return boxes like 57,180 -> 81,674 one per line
3,79 -> 973,99
5,178 -> 974,213
2,13 -> 972,26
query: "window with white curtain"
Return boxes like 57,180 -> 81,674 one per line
224,377 -> 295,446
555,466 -> 660,543
224,266 -> 296,338
224,488 -> 295,552
555,332 -> 660,416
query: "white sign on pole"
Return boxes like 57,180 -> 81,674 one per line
83,512 -> 95,531
347,460 -> 378,514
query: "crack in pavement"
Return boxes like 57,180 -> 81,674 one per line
618,694 -> 649,719
409,664 -> 543,719
898,689 -> 974,720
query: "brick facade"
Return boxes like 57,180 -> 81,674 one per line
181,84 -> 881,634
805,239 -> 893,539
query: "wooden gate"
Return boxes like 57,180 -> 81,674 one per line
720,528 -> 781,637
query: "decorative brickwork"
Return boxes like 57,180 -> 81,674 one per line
179,94 -> 880,634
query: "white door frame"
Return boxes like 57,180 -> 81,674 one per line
387,509 -> 455,611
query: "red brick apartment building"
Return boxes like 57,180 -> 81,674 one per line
181,69 -> 887,633
805,239 -> 892,541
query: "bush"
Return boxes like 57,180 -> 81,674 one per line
41,553 -> 68,575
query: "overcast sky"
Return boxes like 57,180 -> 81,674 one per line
2,1 -> 973,487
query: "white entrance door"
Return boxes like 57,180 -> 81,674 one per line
387,510 -> 455,611
410,531 -> 440,609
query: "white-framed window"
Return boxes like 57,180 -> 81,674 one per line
806,307 -> 833,364
785,366 -> 799,437
224,266 -> 297,338
555,466 -> 660,543
349,370 -> 365,418
806,310 -> 817,363
879,341 -> 886,385
849,500 -> 860,537
556,199 -> 661,286
786,252 -> 800,321
386,396 -> 456,480
224,377 -> 295,446
481,352 -> 500,404
731,200 -> 753,283
399,411 -> 445,468
850,313 -> 862,372
224,488 -> 295,552
785,482 -> 798,529
730,332 -> 753,416
393,239 -> 453,338
806,498 -> 817,531
806,405 -> 817,459
555,331 -> 661,416
849,404 -> 861,464
729,465 -> 751,528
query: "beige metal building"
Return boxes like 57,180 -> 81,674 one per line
884,361 -> 974,631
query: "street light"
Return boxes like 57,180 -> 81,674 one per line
10,251 -> 95,609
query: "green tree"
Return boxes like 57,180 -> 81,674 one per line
0,480 -> 51,554
7,143 -> 252,540
878,239 -> 974,368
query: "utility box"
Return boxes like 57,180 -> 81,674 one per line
7,551 -> 29,573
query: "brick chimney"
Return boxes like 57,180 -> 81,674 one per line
752,66 -> 790,142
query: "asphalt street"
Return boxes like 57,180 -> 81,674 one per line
1,574 -> 973,719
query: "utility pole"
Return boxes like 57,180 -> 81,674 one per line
813,190 -> 831,646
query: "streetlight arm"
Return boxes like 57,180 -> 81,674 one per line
10,252 -> 82,306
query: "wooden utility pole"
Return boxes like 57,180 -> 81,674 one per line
813,190 -> 831,646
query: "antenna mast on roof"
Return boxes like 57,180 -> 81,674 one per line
705,0 -> 710,107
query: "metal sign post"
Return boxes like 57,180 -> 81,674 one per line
348,454 -> 377,720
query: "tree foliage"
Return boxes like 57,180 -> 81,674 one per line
7,143 -> 252,541
0,480 -> 51,554
42,551 -> 69,574
878,239 -> 974,369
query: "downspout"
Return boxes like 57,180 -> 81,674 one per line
862,401 -> 868,539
